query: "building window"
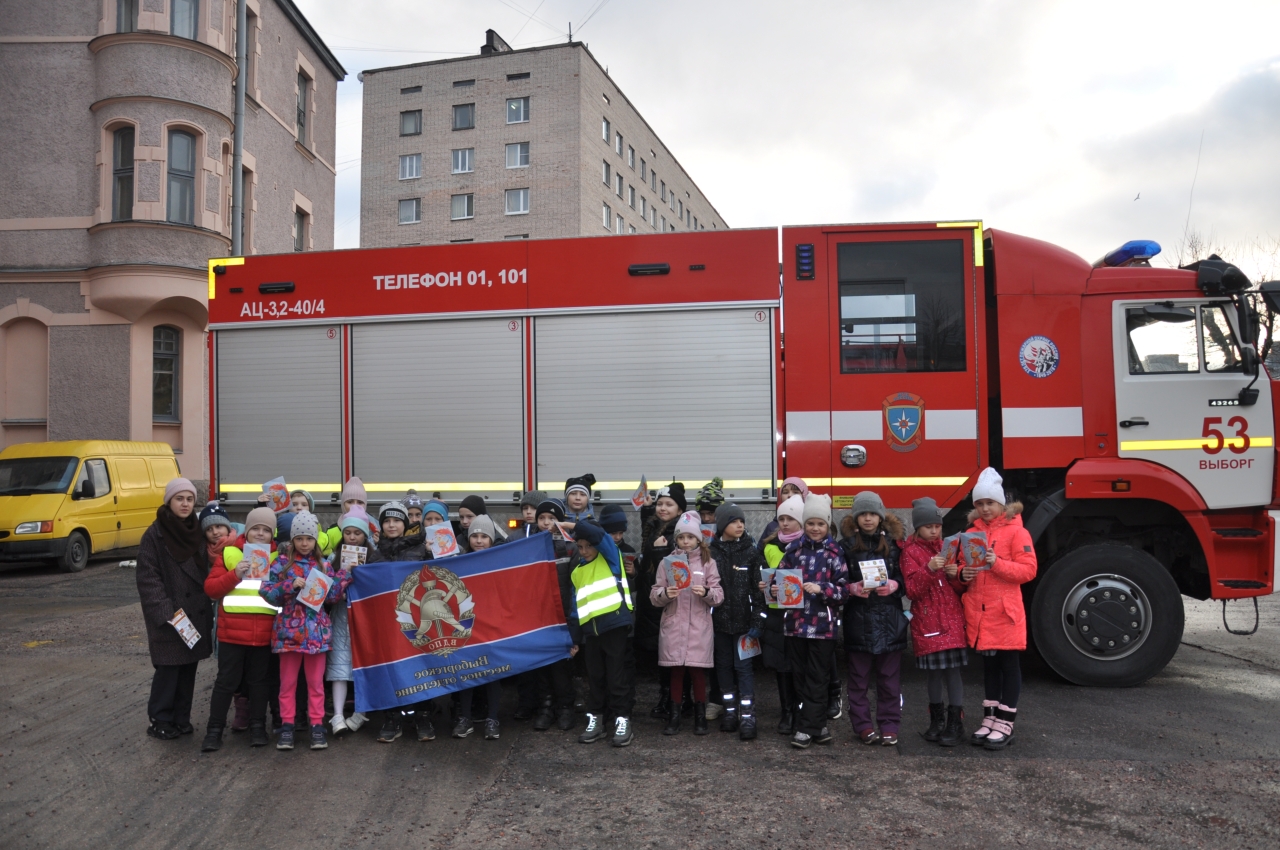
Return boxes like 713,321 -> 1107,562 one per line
660,180 -> 667,202
117,0 -> 138,32
507,72 -> 531,81
615,132 -> 623,155
111,126 -> 134,222
602,203 -> 611,230
661,215 -> 667,231
602,117 -> 610,141
505,188 -> 530,215
692,215 -> 698,230
505,142 -> 530,168
602,161 -> 610,185
650,207 -> 657,227
398,198 -> 420,224
627,146 -> 635,168
640,159 -> 647,181
453,103 -> 475,130
450,194 -> 474,220
678,200 -> 684,219
616,216 -> 624,234
506,97 -> 530,124
171,0 -> 198,40
651,170 -> 657,192
453,79 -> 475,88
616,174 -> 624,198
629,224 -> 636,234
293,208 -> 308,251
296,72 -> 309,144
627,185 -> 636,209
640,197 -> 647,217
669,193 -> 676,211
400,110 -> 422,136
451,148 -> 473,174
399,153 -> 422,180
153,326 -> 180,422
401,85 -> 422,94
166,130 -> 196,225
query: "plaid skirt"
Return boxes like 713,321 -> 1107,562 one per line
977,648 -> 999,657
916,647 -> 968,669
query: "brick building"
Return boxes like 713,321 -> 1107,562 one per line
0,0 -> 343,493
360,30 -> 726,247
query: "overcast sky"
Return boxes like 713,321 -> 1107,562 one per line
299,0 -> 1280,278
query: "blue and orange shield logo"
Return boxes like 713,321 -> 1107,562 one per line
883,392 -> 925,453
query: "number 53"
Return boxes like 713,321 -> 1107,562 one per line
1202,416 -> 1250,455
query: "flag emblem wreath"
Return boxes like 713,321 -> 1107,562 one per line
395,563 -> 475,656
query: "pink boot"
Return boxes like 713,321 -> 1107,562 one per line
969,700 -> 998,745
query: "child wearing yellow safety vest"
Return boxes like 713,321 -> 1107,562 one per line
570,521 -> 636,748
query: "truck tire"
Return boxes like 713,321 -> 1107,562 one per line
59,531 -> 89,573
1030,543 -> 1183,687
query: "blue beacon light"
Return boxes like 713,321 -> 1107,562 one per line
1102,240 -> 1162,267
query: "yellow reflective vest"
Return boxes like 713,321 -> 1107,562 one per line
571,547 -> 633,636
220,546 -> 282,615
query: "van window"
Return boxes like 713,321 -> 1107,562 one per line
148,457 -> 180,487
74,459 -> 111,499
0,457 -> 77,496
837,240 -> 967,373
116,457 -> 151,490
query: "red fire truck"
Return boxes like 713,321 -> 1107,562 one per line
207,221 -> 1277,687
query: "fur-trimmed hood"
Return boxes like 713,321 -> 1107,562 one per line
839,511 -> 904,542
966,500 -> 1023,525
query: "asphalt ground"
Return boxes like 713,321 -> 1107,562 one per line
1,558 -> 1278,849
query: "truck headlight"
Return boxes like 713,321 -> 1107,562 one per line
15,521 -> 53,534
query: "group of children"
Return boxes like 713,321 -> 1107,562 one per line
186,465 -> 1036,754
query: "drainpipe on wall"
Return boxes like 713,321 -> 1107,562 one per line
230,0 -> 247,257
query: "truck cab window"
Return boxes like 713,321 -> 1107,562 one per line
1125,307 -> 1199,374
1201,304 -> 1242,372
837,240 -> 966,373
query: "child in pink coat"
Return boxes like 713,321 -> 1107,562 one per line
650,511 -> 723,736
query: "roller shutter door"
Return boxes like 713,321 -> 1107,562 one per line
533,309 -> 775,497
351,319 -> 525,501
216,326 -> 342,491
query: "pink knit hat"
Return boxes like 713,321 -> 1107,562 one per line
674,511 -> 702,540
163,477 -> 197,505
244,506 -> 278,535
340,477 -> 368,505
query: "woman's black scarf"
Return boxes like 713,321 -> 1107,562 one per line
156,504 -> 207,568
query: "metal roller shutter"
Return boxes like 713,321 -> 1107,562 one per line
534,309 -> 775,499
216,326 -> 342,493
351,319 -> 525,501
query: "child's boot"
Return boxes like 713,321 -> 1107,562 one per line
971,700 -> 999,745
201,719 -> 225,752
693,702 -> 710,736
663,702 -> 681,736
649,687 -> 670,719
776,708 -> 793,736
984,705 -> 1016,750
939,706 -> 966,747
276,723 -> 295,751
738,697 -> 757,741
249,721 -> 269,748
310,724 -> 328,750
231,696 -> 250,732
377,714 -> 402,743
719,692 -> 738,733
922,702 -> 946,742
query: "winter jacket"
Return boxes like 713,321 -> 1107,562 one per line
203,533 -> 278,647
840,519 -> 908,655
260,552 -> 352,654
135,520 -> 213,667
570,533 -> 633,638
709,535 -> 766,635
777,535 -> 848,640
757,538 -> 792,670
377,529 -> 427,562
327,542 -> 383,681
900,534 -> 968,656
634,507 -> 678,652
649,548 -> 723,667
962,502 -> 1038,651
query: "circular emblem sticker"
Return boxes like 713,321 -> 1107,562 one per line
396,564 -> 475,657
1019,335 -> 1060,378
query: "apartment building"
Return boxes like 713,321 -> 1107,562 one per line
360,30 -> 726,247
0,0 -> 343,493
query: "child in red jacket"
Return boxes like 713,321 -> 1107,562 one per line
900,497 -> 968,746
201,506 -> 280,751
962,468 -> 1037,750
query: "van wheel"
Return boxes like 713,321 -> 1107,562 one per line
1031,544 -> 1183,687
60,531 -> 89,573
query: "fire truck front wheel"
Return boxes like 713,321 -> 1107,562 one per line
1031,544 -> 1184,688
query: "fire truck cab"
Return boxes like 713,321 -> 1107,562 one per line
209,221 -> 1275,687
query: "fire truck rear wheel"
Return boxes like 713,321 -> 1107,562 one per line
1031,543 -> 1184,688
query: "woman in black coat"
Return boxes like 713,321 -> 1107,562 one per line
135,478 -> 213,739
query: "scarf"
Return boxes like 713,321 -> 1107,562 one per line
156,504 -> 206,567
778,527 -> 803,544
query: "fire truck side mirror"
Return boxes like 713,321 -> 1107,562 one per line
1258,281 -> 1280,314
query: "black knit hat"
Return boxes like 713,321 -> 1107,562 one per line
714,503 -> 746,536
535,498 -> 566,523
199,502 -> 233,532
565,474 -> 597,498
657,482 -> 687,512
599,504 -> 628,534
459,495 -> 487,516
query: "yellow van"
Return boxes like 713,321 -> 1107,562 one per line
0,441 -> 181,572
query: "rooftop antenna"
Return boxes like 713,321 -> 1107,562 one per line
568,23 -> 572,43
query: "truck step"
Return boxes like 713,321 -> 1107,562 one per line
1212,528 -> 1264,538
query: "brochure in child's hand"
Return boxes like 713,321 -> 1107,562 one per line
242,543 -> 272,580
664,552 -> 692,589
426,522 -> 459,558
631,476 -> 648,510
298,568 -> 332,612
961,531 -> 990,570
737,634 -> 762,660
941,534 -> 961,565
760,568 -> 777,606
859,559 -> 888,589
263,476 -> 289,513
168,608 -> 201,649
699,523 -> 715,543
340,544 -> 367,569
776,569 -> 805,608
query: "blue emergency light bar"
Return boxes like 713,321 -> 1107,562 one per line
1101,240 -> 1161,267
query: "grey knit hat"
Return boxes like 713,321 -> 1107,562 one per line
850,491 -> 886,520
520,490 -> 549,509
911,497 -> 944,529
714,503 -> 746,536
380,500 -> 409,525
290,510 -> 320,541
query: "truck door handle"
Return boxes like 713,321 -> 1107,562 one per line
841,445 -> 867,467
1119,418 -> 1149,428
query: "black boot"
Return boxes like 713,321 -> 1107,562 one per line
649,692 -> 671,719
939,706 -> 966,747
201,720 -> 224,752
663,702 -> 681,736
738,697 -> 757,741
922,702 -> 946,743
248,721 -> 269,748
720,692 -> 738,733
776,709 -> 793,736
693,702 -> 709,735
